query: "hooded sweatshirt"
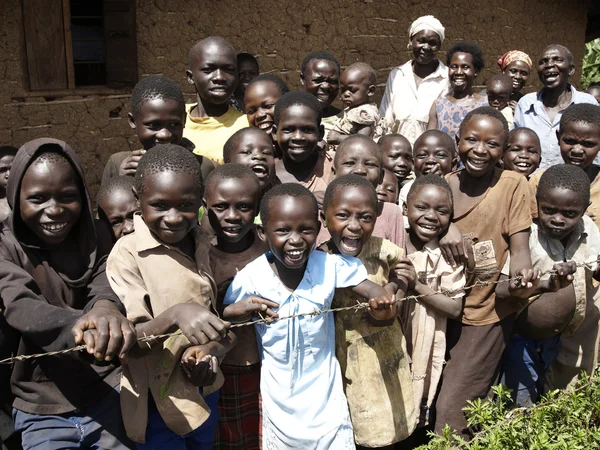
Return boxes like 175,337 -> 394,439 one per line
0,138 -> 123,414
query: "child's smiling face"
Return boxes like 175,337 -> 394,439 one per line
407,184 -> 452,244
458,115 -> 506,177
301,59 -> 340,108
503,129 -> 541,177
259,194 -> 319,270
129,98 -> 185,150
229,129 -> 276,191
376,169 -> 399,204
186,41 -> 237,105
137,171 -> 201,245
339,68 -> 373,109
558,121 -> 600,170
325,185 -> 377,257
275,105 -> 323,164
19,155 -> 82,246
413,133 -> 455,177
245,81 -> 282,137
334,140 -> 382,187
537,187 -> 587,241
380,136 -> 413,183
98,187 -> 139,240
206,177 -> 258,245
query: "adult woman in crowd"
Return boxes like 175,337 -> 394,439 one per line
497,50 -> 533,111
377,15 -> 450,144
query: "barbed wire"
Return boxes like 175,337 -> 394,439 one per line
1,258 -> 597,366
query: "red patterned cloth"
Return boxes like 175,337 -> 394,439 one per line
213,363 -> 262,450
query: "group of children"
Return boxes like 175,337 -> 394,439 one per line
1,33 -> 600,450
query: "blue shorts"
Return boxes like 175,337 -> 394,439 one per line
136,390 -> 220,450
13,386 -> 134,450
500,335 -> 561,407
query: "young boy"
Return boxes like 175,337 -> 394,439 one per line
376,168 -> 399,204
503,128 -> 542,178
107,144 -> 235,448
223,127 -> 279,196
320,135 -> 406,249
102,75 -> 215,185
273,91 -> 333,200
320,174 -> 416,449
222,183 -> 394,450
403,175 -> 465,429
244,74 -> 289,142
0,138 -> 135,449
205,164 -> 268,450
486,73 -> 514,127
97,175 -> 139,242
230,52 -> 259,112
0,145 -> 17,222
328,62 -> 379,145
379,134 -> 414,189
498,164 -> 599,405
185,37 -> 250,163
529,104 -> 600,225
398,130 -> 456,208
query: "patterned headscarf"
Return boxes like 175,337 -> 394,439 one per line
497,50 -> 533,71
408,15 -> 445,48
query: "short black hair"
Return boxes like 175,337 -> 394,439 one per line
135,144 -> 203,194
407,174 -> 454,206
542,44 -> 574,68
537,164 -> 590,207
446,41 -> 485,73
259,183 -> 318,226
323,174 -> 378,213
130,75 -> 185,118
413,130 -> 456,154
273,91 -> 322,125
334,135 -> 382,168
246,74 -> 290,97
509,127 -> 541,149
0,146 -> 18,159
301,51 -> 340,75
97,175 -> 135,206
459,106 -> 509,146
344,62 -> 376,86
237,52 -> 259,68
486,73 -> 513,92
223,127 -> 272,163
204,163 -> 260,198
188,36 -> 236,69
559,103 -> 600,131
33,146 -> 71,167
379,133 -> 411,151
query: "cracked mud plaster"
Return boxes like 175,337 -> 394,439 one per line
0,0 -> 589,197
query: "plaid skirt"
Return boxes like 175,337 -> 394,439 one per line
213,363 -> 262,450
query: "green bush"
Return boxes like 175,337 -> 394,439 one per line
418,369 -> 600,449
582,38 -> 600,89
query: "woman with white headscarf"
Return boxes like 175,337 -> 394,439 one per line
377,15 -> 449,144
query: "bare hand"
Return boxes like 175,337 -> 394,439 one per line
545,262 -> 576,292
393,258 -> 417,291
171,304 -> 230,346
119,149 -> 146,176
367,295 -> 397,323
72,300 -> 136,361
181,345 -> 218,387
223,296 -> 279,322
508,268 -> 541,298
439,223 -> 466,268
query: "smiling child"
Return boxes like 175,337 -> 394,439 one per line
184,37 -> 249,163
502,128 -> 541,178
435,107 -> 536,436
328,63 -> 379,145
107,144 -> 235,447
379,134 -> 414,189
320,174 -> 416,449
205,165 -> 268,450
244,74 -> 289,144
223,183 -> 393,449
376,169 -> 399,204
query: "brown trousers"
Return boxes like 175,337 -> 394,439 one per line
434,315 -> 515,436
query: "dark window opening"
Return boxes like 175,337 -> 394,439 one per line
70,0 -> 106,86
